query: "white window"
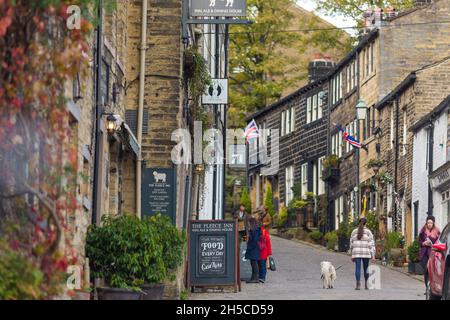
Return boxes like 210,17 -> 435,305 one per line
318,157 -> 325,195
306,97 -> 312,123
301,163 -> 308,198
363,42 -> 375,79
402,109 -> 407,156
291,106 -> 295,132
286,165 -> 294,204
332,132 -> 343,158
331,73 -> 343,105
390,106 -> 394,150
335,196 -> 344,229
313,95 -> 318,122
281,107 -> 295,135
318,93 -> 323,119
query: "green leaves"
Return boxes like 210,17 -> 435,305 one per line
86,214 -> 185,290
316,0 -> 415,22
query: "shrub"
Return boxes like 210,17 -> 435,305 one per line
407,238 -> 420,262
310,230 -> 323,243
86,215 -> 166,290
324,232 -> 338,250
275,206 -> 288,228
264,184 -> 276,217
337,220 -> 352,238
146,214 -> 185,272
240,188 -> 252,215
0,240 -> 45,300
366,211 -> 379,234
386,231 -> 403,250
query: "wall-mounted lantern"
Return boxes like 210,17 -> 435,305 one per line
106,114 -> 120,134
356,99 -> 367,120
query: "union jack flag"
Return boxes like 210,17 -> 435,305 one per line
244,119 -> 260,143
335,123 -> 362,149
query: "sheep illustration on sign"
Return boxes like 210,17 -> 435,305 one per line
202,79 -> 228,105
153,171 -> 167,183
209,0 -> 234,7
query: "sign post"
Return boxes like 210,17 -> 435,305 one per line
187,220 -> 240,292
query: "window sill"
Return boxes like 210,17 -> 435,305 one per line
361,72 -> 376,87
344,88 -> 357,100
331,99 -> 343,111
305,118 -> 324,129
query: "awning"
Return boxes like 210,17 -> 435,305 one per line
120,123 -> 140,157
429,161 -> 450,191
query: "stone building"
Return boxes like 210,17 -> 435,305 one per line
375,57 -> 450,243
412,95 -> 450,238
246,59 -> 334,226
61,0 -> 190,297
324,0 -> 450,242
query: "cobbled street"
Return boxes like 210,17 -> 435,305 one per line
191,236 -> 425,300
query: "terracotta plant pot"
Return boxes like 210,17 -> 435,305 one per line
96,287 -> 142,300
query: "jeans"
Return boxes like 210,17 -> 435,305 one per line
354,258 -> 370,282
258,259 -> 267,281
421,255 -> 429,289
250,260 -> 259,281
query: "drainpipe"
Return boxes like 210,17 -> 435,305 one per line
92,0 -> 103,226
427,121 -> 434,215
394,95 -> 399,232
136,0 -> 148,218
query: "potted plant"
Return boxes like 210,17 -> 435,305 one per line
321,155 -> 340,183
309,230 -> 323,244
324,231 -> 338,251
141,214 -> 185,300
376,171 -> 393,188
337,220 -> 351,252
407,239 -> 424,275
386,231 -> 406,267
86,215 -> 166,300
359,180 -> 377,194
367,159 -> 384,175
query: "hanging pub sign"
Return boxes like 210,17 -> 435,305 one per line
141,167 -> 176,223
202,78 -> 228,105
187,220 -> 240,291
190,0 -> 247,17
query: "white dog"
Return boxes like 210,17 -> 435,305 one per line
320,261 -> 336,289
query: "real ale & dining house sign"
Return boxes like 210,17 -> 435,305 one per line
187,220 -> 239,291
190,0 -> 247,17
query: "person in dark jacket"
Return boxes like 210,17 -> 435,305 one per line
245,217 -> 261,283
419,215 -> 440,290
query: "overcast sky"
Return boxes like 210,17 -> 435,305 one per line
296,0 -> 357,35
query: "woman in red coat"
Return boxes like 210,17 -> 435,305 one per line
258,226 -> 272,283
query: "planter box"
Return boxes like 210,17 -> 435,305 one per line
408,262 -> 424,275
322,168 -> 340,183
338,236 -> 349,252
141,284 -> 165,300
73,290 -> 91,300
96,287 -> 142,300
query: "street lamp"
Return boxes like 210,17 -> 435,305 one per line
106,114 -> 120,133
356,99 -> 367,120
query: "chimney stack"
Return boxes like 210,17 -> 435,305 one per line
308,55 -> 336,83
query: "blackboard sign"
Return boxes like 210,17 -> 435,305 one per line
188,220 -> 239,290
141,168 -> 176,222
239,241 -> 252,281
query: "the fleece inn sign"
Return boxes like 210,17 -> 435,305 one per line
190,0 -> 247,17
187,220 -> 239,290
141,168 -> 176,222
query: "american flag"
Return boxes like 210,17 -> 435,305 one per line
244,119 -> 260,142
335,123 -> 362,149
